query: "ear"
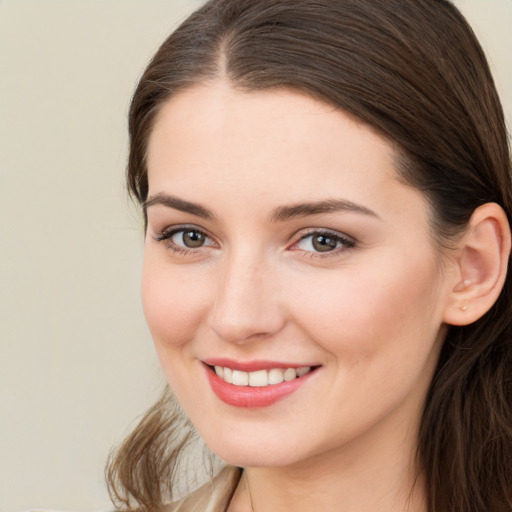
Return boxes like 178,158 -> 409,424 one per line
443,203 -> 511,326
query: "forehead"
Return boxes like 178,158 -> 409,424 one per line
149,83 -> 390,182
148,82 -> 387,151
145,81 -> 430,231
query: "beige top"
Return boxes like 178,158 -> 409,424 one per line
164,466 -> 242,512
26,467 -> 241,512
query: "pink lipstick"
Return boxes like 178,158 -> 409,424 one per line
203,359 -> 319,408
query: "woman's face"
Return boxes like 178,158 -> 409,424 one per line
142,82 -> 452,468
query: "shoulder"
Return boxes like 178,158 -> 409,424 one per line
164,465 -> 242,512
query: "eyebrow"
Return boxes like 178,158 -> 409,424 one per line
270,198 -> 379,222
144,193 -> 378,222
144,193 -> 215,219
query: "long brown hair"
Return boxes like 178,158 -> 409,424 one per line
107,1 -> 512,510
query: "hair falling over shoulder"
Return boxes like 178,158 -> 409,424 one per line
106,387 -> 199,511
107,1 -> 512,510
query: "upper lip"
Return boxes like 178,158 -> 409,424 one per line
202,358 -> 319,372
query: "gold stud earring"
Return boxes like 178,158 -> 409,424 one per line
461,304 -> 469,311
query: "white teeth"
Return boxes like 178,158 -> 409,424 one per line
248,369 -> 268,387
283,368 -> 297,381
214,366 -> 313,387
297,366 -> 311,377
223,367 -> 233,384
268,368 -> 284,385
232,370 -> 249,386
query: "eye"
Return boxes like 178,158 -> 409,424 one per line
291,230 -> 356,255
172,229 -> 209,248
154,226 -> 216,252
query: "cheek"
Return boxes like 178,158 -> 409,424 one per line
281,255 -> 444,446
288,252 -> 442,367
141,254 -> 209,348
140,254 -> 212,408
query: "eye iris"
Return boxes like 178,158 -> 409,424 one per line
312,234 -> 337,252
183,230 -> 205,248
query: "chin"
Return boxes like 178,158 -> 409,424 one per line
213,446 -> 304,469
197,425 -> 315,469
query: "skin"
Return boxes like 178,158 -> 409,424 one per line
142,81 -> 459,511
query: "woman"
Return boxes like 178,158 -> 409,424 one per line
106,0 -> 512,511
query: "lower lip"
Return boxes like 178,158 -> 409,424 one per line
205,366 -> 316,408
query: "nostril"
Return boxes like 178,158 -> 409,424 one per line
208,321 -> 281,345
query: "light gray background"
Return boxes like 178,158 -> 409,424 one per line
1,1 -> 511,511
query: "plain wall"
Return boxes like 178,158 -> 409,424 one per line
0,1 -> 510,511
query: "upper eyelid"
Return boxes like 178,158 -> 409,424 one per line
155,224 -> 210,237
291,227 -> 356,243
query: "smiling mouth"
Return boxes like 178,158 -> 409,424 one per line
204,362 -> 320,407
207,365 -> 317,387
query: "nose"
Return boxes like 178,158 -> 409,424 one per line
208,250 -> 285,344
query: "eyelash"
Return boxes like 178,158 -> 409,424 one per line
153,225 -> 215,255
290,229 -> 356,258
153,226 -> 356,258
